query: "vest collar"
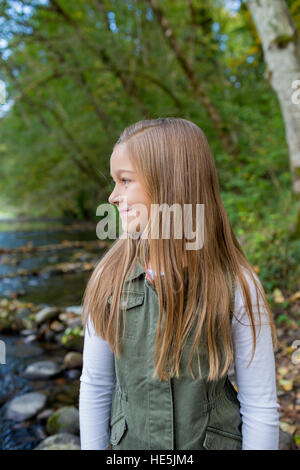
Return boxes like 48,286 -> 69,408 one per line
126,259 -> 146,282
128,260 -> 189,282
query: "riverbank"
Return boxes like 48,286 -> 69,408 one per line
0,220 -> 111,449
0,298 -> 85,449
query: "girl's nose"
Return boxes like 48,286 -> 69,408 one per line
108,187 -> 119,205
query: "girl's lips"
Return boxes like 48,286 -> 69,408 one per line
119,209 -> 131,214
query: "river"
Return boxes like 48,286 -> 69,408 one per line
0,218 -> 102,449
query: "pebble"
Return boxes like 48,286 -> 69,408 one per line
23,360 -> 61,379
35,307 -> 61,325
34,432 -> 80,450
6,392 -> 47,422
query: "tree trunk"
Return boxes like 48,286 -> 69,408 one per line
247,0 -> 300,238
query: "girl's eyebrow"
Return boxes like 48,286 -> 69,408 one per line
110,169 -> 134,177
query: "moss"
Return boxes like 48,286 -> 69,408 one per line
46,411 -> 61,435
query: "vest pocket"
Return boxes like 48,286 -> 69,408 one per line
108,291 -> 144,309
108,291 -> 144,339
203,426 -> 242,450
110,415 -> 127,446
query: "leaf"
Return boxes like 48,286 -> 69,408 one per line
277,366 -> 289,376
279,421 -> 296,434
273,288 -> 285,303
289,291 -> 300,302
278,378 -> 294,391
294,435 -> 300,445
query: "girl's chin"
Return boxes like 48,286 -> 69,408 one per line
121,220 -> 146,236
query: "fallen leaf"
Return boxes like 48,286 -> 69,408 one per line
278,366 -> 289,376
294,435 -> 300,445
278,378 -> 294,391
289,292 -> 300,302
279,421 -> 296,434
273,288 -> 284,303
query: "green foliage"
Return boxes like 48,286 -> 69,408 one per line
276,314 -> 294,326
0,0 -> 299,294
61,325 -> 84,351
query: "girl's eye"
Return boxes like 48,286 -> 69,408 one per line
121,178 -> 130,184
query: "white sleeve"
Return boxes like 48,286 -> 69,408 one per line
79,314 -> 116,450
231,269 -> 280,450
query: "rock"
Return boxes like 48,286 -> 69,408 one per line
46,406 -> 79,435
40,266 -> 64,277
36,409 -> 54,422
63,352 -> 83,369
58,312 -> 69,323
49,320 -> 65,332
65,306 -> 82,316
20,329 -> 37,336
65,317 -> 82,328
47,381 -> 80,407
23,334 -> 38,343
40,263 -> 82,277
15,307 -> 31,318
279,429 -> 297,450
6,392 -> 46,422
65,369 -> 81,379
58,312 -> 82,327
23,360 -> 61,379
35,307 -> 61,325
34,432 -> 80,450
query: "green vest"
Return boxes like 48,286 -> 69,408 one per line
109,260 -> 243,450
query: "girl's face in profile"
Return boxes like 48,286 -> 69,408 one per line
109,143 -> 151,235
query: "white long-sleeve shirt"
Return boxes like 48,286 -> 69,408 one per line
79,267 -> 280,450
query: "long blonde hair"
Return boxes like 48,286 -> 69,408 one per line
82,117 -> 278,382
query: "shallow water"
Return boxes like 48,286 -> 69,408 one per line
0,220 -> 98,306
0,219 -> 100,449
0,334 -> 70,450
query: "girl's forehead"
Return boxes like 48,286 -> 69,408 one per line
111,143 -> 129,163
110,144 -> 134,173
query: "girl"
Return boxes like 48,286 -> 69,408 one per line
79,117 -> 280,450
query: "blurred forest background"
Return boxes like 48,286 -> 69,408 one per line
0,0 -> 299,450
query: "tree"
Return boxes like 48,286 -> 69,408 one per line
247,0 -> 300,238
